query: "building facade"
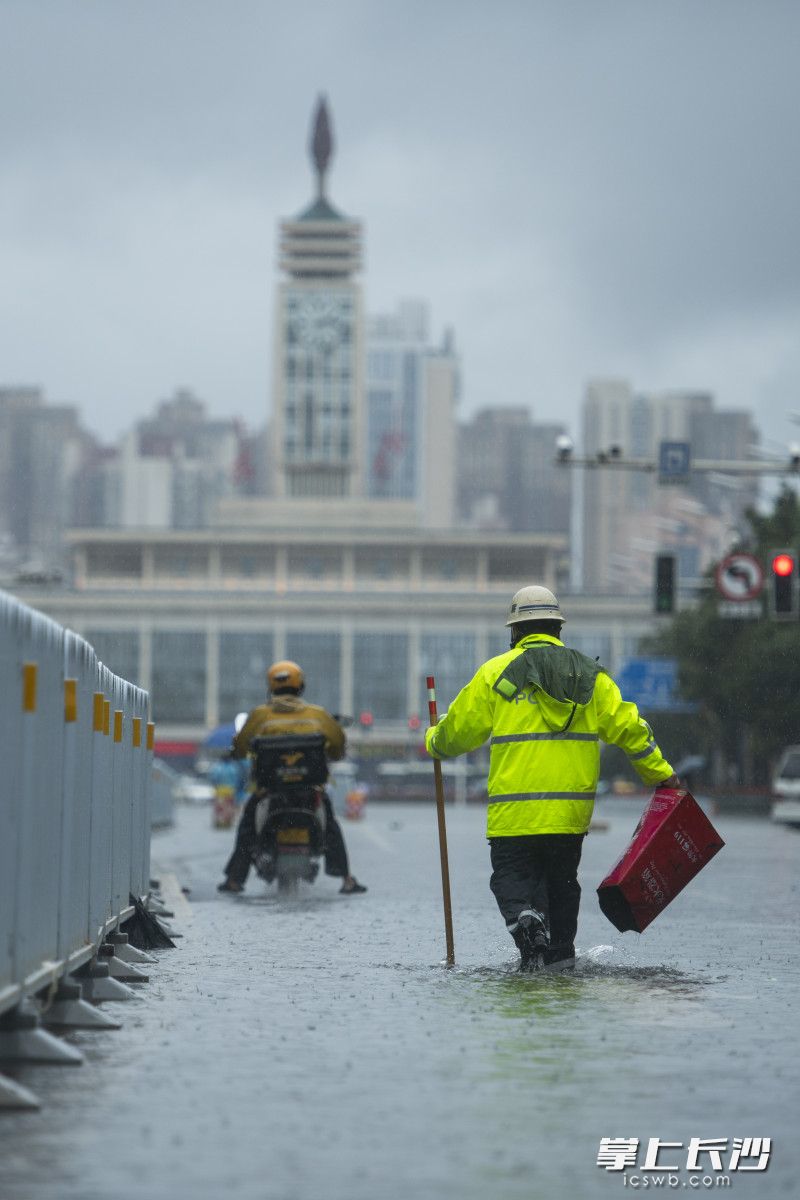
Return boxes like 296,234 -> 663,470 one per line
96,389 -> 246,530
271,98 -> 365,500
0,386 -> 94,572
18,524 -> 615,741
457,406 -> 571,534
365,301 -> 459,526
581,379 -> 759,594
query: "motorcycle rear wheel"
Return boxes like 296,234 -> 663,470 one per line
277,872 -> 299,896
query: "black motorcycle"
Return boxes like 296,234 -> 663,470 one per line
249,733 -> 328,895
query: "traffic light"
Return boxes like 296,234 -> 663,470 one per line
358,711 -> 374,730
769,550 -> 798,619
654,554 -> 676,614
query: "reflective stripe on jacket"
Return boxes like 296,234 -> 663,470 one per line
424,633 -> 674,837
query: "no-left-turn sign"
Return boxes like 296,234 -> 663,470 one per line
715,553 -> 764,601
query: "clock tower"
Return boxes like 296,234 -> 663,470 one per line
272,96 -> 364,499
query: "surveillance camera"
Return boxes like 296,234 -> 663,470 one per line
555,434 -> 573,462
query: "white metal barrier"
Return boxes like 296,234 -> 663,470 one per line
0,590 -> 154,1019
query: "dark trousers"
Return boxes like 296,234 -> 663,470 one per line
489,834 -> 585,955
224,791 -> 350,885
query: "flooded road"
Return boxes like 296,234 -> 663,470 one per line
1,798 -> 798,1199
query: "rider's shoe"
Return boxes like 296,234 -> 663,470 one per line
339,877 -> 367,894
217,878 -> 244,894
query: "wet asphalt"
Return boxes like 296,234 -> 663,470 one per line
0,796 -> 798,1200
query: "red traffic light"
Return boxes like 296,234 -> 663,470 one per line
772,553 -> 795,577
407,714 -> 421,731
359,711 -> 374,728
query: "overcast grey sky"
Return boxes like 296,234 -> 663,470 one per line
2,0 -> 799,450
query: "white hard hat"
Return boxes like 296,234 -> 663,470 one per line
505,585 -> 565,626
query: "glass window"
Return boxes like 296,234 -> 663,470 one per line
151,631 -> 206,724
286,631 -> 341,715
419,633 -> 476,712
566,632 -> 611,666
353,632 -> 408,720
218,632 -> 273,722
678,544 -> 701,582
367,351 -> 396,381
153,546 -> 208,579
86,546 -> 142,579
487,630 -> 512,660
84,629 -> 141,686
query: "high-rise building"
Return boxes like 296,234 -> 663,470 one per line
457,407 -> 571,535
0,386 -> 91,570
365,301 -> 459,527
271,97 -> 365,500
581,378 -> 759,593
92,389 -> 247,530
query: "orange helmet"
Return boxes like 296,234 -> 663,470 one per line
267,659 -> 305,694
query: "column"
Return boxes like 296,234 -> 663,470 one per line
275,546 -> 288,594
340,622 -> 354,717
139,623 -> 152,695
205,620 -> 219,730
342,546 -> 355,592
208,544 -> 221,588
142,545 -> 155,588
476,548 -> 488,593
407,623 -> 421,721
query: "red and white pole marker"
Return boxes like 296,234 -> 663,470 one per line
426,675 -> 455,967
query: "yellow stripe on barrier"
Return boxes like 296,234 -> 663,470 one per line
103,700 -> 111,737
64,679 -> 78,723
22,663 -> 37,712
114,710 -> 124,743
132,717 -> 142,748
93,692 -> 105,732
146,722 -> 155,751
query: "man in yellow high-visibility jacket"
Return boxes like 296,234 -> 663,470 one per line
425,585 -> 677,970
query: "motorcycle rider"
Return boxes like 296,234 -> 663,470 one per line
217,660 -> 367,895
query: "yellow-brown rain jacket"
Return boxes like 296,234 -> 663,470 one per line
232,694 -> 345,779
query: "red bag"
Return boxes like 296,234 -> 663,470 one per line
597,786 -> 725,933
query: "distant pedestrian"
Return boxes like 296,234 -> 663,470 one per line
425,586 -> 677,970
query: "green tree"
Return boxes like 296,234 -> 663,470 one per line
651,487 -> 800,783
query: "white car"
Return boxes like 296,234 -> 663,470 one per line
153,757 -> 215,805
771,745 -> 800,829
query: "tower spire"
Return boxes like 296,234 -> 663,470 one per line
310,94 -> 333,200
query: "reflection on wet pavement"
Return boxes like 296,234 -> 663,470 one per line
1,799 -> 798,1199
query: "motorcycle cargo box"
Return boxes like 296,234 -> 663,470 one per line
250,733 -> 328,791
597,786 -> 724,933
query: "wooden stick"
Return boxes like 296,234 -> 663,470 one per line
426,675 -> 455,967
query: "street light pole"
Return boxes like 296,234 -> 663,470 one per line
555,454 -> 800,476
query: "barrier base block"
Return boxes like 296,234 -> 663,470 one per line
0,1002 -> 83,1065
43,989 -> 121,1031
0,1072 -> 40,1110
99,946 -> 149,983
106,932 -> 157,965
73,961 -> 138,1003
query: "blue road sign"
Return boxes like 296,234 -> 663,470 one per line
614,657 -> 696,713
658,440 -> 691,484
